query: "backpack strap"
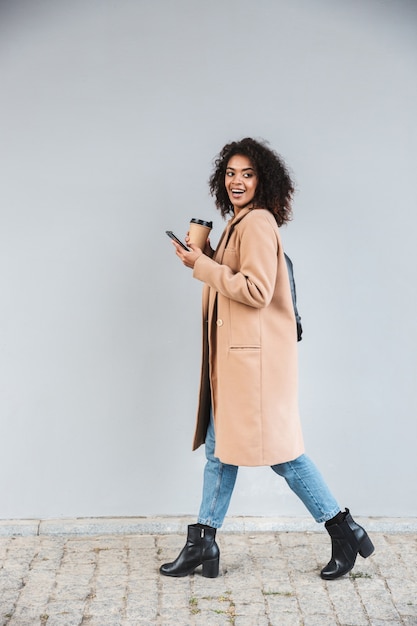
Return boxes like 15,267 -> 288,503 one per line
284,253 -> 303,342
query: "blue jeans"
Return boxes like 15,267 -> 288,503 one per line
198,415 -> 340,528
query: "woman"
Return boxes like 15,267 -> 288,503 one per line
161,138 -> 374,580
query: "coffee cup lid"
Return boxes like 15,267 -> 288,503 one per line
190,218 -> 213,228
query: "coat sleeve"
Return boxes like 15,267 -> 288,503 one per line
193,211 -> 278,308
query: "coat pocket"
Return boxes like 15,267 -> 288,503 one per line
225,347 -> 261,408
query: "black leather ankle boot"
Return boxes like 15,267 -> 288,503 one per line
321,508 -> 375,580
159,524 -> 220,578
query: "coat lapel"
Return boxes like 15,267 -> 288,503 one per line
205,209 -> 253,335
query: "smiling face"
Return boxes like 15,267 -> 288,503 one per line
225,154 -> 258,214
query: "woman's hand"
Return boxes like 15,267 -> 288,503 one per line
185,234 -> 215,259
173,241 -> 203,269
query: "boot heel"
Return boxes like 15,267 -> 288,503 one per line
359,535 -> 375,559
202,557 -> 219,578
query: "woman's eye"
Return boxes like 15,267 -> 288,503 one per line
226,171 -> 233,177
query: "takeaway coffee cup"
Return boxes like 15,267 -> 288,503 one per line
189,218 -> 213,250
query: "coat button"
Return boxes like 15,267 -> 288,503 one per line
216,319 -> 223,326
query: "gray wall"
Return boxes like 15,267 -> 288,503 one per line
1,0 -> 416,520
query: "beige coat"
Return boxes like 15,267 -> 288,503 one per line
192,207 -> 304,466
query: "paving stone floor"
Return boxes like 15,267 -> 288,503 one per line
1,529 -> 416,625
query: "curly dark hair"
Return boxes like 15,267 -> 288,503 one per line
209,137 -> 294,226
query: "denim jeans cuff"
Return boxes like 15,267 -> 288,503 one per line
197,517 -> 223,530
316,506 -> 342,524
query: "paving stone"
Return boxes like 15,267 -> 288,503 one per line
325,579 -> 369,625
44,617 -> 83,626
303,616 -> 342,626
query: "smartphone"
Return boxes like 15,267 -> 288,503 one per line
166,230 -> 190,251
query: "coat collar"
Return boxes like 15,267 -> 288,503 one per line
228,207 -> 253,228
214,207 -> 253,262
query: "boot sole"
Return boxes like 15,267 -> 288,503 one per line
159,557 -> 220,578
